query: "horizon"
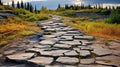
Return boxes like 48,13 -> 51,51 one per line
2,0 -> 120,9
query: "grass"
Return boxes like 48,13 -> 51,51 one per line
63,17 -> 120,39
0,17 -> 40,47
14,8 -> 50,21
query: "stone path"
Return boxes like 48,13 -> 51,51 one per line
1,15 -> 120,67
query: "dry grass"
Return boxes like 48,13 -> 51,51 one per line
63,17 -> 120,39
0,17 -> 40,47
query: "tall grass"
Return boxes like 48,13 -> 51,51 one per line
63,17 -> 120,39
0,17 -> 40,47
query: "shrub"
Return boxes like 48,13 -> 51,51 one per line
107,10 -> 120,24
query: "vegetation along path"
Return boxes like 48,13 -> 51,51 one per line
0,15 -> 120,67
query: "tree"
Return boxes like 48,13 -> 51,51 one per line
17,1 -> 20,8
35,5 -> 37,14
27,2 -> 30,10
12,0 -> 15,8
65,4 -> 69,9
24,3 -> 27,9
0,0 -> 3,5
21,0 -> 24,8
29,4 -> 34,12
57,4 -> 61,9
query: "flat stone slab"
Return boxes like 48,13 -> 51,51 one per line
92,48 -> 112,56
59,36 -> 73,41
3,50 -> 16,55
53,44 -> 71,49
43,35 -> 57,38
59,41 -> 81,46
78,64 -> 112,67
44,29 -> 56,32
28,56 -> 53,66
56,57 -> 79,64
40,50 -> 69,57
74,36 -> 94,40
6,53 -> 35,62
45,65 -> 76,67
67,31 -> 80,34
64,50 -> 79,57
79,46 -> 93,51
79,50 -> 91,57
33,45 -> 51,48
80,40 -> 93,46
39,40 -> 57,45
96,55 -> 120,67
80,58 -> 95,64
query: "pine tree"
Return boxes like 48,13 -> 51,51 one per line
30,4 -> 34,12
65,4 -> 69,9
21,0 -> 24,8
0,0 -> 3,5
12,0 -> 15,8
24,3 -> 26,9
17,1 -> 20,8
58,4 -> 61,9
35,5 -> 37,14
27,2 -> 30,10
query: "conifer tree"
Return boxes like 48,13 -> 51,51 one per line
17,1 -> 20,8
27,2 -> 30,10
12,0 -> 15,8
29,4 -> 34,12
65,4 -> 69,9
35,5 -> 37,14
58,4 -> 61,9
0,0 -> 3,5
21,0 -> 24,8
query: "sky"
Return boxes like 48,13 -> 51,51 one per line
2,0 -> 46,4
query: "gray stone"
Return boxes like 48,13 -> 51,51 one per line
112,50 -> 120,56
39,40 -> 57,45
56,57 -> 79,64
67,31 -> 80,34
0,54 -> 3,57
79,50 -> 91,57
80,58 -> 95,64
64,50 -> 79,57
53,44 -> 71,49
43,35 -> 57,38
79,46 -> 93,51
64,33 -> 83,36
74,36 -> 94,40
28,56 -> 53,65
73,48 -> 80,52
6,53 -> 36,62
59,36 -> 73,41
4,50 -> 16,55
78,64 -> 112,67
40,50 -> 69,56
80,40 -> 93,46
33,45 -> 51,48
96,55 -> 120,67
45,65 -> 76,67
59,41 -> 81,46
44,29 -> 56,32
92,48 -> 112,56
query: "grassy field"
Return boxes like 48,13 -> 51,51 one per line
0,17 -> 40,47
63,16 -> 120,39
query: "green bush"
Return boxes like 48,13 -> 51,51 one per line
107,10 -> 120,24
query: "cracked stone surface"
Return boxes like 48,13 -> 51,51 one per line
2,15 -> 120,67
6,53 -> 36,62
28,56 -> 53,65
56,57 -> 79,64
